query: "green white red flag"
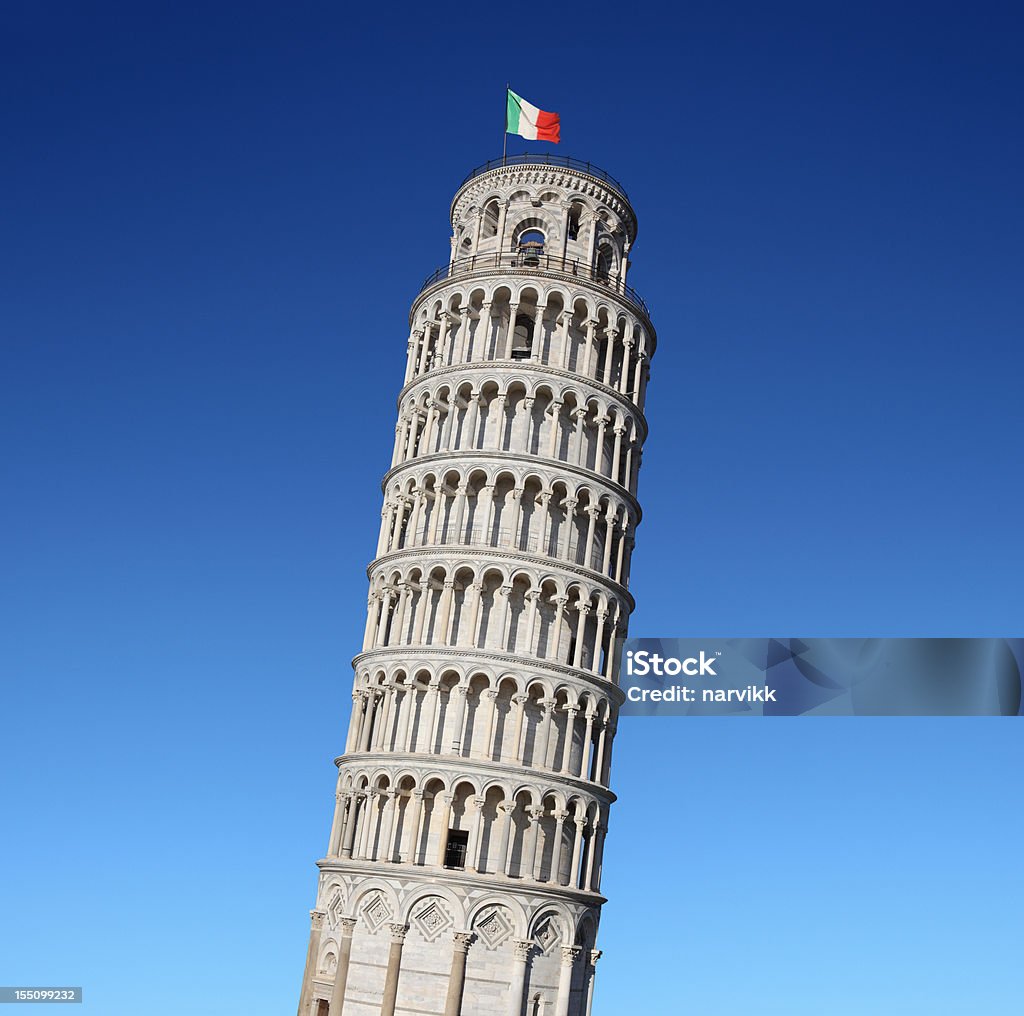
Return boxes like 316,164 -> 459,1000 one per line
505,89 -> 560,143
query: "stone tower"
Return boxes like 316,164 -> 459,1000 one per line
296,154 -> 655,1016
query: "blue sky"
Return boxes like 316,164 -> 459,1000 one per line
1,3 -> 1022,1014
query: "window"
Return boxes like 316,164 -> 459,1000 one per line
567,202 -> 585,241
444,829 -> 469,869
512,313 -> 534,360
595,243 -> 614,281
481,200 -> 500,238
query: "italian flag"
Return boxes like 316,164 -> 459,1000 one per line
506,89 -> 560,143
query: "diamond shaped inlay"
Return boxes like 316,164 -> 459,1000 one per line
413,898 -> 453,942
474,906 -> 513,950
362,893 -> 392,933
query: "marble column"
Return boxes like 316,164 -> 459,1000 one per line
443,931 -> 474,1016
506,939 -> 533,1016
296,910 -> 325,1016
379,924 -> 408,1016
327,917 -> 357,1016
584,950 -> 602,1016
555,946 -> 581,1016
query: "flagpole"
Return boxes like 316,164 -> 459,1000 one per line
502,83 -> 508,163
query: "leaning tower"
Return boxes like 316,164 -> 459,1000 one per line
296,154 -> 655,1016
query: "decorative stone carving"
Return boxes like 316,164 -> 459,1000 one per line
412,897 -> 454,943
533,915 -> 560,956
473,905 -> 514,950
361,893 -> 392,933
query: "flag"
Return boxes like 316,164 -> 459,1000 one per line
506,89 -> 560,143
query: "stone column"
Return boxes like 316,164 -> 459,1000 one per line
341,793 -> 362,858
496,584 -> 513,651
425,679 -> 443,751
509,693 -> 528,763
555,946 -> 581,1016
443,931 -> 475,1016
558,498 -> 577,560
550,809 -> 568,885
374,589 -> 394,647
523,592 -> 540,654
461,584 -> 483,648
435,793 -> 454,865
465,795 -> 485,872
380,924 -> 409,1016
550,595 -> 568,659
531,303 -> 546,361
569,815 -> 585,888
601,512 -> 616,574
611,425 -> 625,485
451,483 -> 470,541
464,395 -> 482,450
558,313 -> 572,369
473,302 -> 492,361
354,790 -> 377,860
547,401 -> 563,457
432,578 -> 454,645
401,790 -> 425,864
571,408 -> 587,465
583,507 -> 599,569
327,916 -> 357,1016
495,201 -> 509,252
572,604 -> 591,669
503,301 -> 519,359
296,909 -> 325,1016
345,691 -> 363,753
560,706 -> 579,773
582,319 -> 597,376
585,950 -> 602,1016
619,338 -> 635,395
602,328 -> 618,384
506,489 -> 524,549
363,594 -> 380,650
584,822 -> 600,891
506,939 -> 533,1016
496,801 -> 515,875
537,698 -> 557,769
579,711 -> 595,780
417,323 -> 433,374
359,692 -> 377,752
378,790 -> 398,863
592,610 -> 608,676
326,784 -> 346,857
481,689 -> 500,759
449,684 -> 469,752
525,806 -> 543,879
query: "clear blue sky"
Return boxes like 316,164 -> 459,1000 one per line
2,3 -> 1022,1014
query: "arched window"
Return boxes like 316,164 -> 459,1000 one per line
595,242 -> 614,281
481,200 -> 500,238
567,201 -> 585,241
512,314 -> 533,360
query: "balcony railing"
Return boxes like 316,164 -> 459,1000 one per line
458,154 -> 630,203
418,250 -> 649,317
